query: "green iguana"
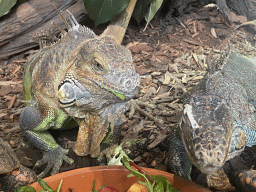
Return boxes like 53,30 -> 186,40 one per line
19,1 -> 140,178
168,47 -> 256,191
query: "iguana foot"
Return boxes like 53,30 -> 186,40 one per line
35,146 -> 74,178
234,169 -> 256,192
207,169 -> 235,191
129,99 -> 163,124
98,144 -> 118,162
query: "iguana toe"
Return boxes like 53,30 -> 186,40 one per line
207,169 -> 235,191
35,146 -> 74,178
234,169 -> 256,192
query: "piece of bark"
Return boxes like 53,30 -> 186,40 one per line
0,0 -> 91,60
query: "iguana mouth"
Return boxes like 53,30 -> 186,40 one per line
200,164 -> 221,176
90,79 -> 139,101
100,84 -> 126,100
58,76 -> 137,107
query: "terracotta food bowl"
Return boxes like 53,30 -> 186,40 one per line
30,165 -> 210,192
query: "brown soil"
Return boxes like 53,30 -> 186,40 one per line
0,4 -> 255,192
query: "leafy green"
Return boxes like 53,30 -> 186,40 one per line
83,0 -> 164,26
122,155 -> 154,191
108,140 -> 178,192
90,180 -> 105,192
38,178 -> 53,191
144,0 -> 163,30
15,178 -> 63,192
15,186 -> 36,192
83,0 -> 131,26
108,139 -> 142,165
0,0 -> 17,17
107,89 -> 125,100
91,180 -> 96,192
100,84 -> 125,100
132,0 -> 152,25
151,175 -> 178,192
56,179 -> 63,192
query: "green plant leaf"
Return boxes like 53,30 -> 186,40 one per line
100,84 -> 125,100
83,0 -> 131,26
15,178 -> 64,192
122,155 -> 154,192
107,89 -> 125,100
132,0 -> 152,25
56,179 -> 63,192
107,139 -> 178,192
37,178 -> 53,191
0,0 -> 17,17
144,0 -> 163,30
14,186 -> 36,192
151,175 -> 178,192
153,181 -> 164,192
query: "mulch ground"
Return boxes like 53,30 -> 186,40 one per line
1,4 -> 256,192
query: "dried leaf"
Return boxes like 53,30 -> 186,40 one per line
211,28 -> 217,38
151,71 -> 161,76
163,71 -> 172,85
192,53 -> 198,63
182,74 -> 187,84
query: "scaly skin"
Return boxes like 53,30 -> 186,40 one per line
19,14 -> 140,178
168,50 -> 256,191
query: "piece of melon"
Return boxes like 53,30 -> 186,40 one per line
127,182 -> 149,192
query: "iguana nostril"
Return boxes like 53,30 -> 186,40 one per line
124,86 -> 139,100
125,80 -> 131,88
201,164 -> 217,175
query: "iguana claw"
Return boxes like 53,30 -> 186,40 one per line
35,146 -> 74,178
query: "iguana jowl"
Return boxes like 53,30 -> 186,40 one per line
168,49 -> 256,191
19,6 -> 140,177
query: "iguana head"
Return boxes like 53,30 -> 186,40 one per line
180,93 -> 233,176
56,15 -> 140,118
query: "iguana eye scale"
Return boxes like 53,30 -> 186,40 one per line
58,80 -> 90,105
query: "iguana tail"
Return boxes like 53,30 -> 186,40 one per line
100,0 -> 137,44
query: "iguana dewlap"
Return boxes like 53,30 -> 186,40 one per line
19,13 -> 140,178
168,50 -> 256,191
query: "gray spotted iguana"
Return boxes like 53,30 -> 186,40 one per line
168,48 -> 256,191
19,1 -> 140,178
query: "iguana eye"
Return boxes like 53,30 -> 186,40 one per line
95,62 -> 103,71
92,58 -> 104,72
